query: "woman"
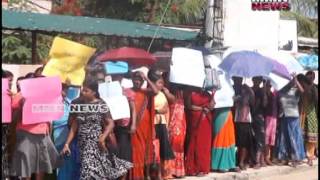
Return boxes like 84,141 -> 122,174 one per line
53,84 -> 80,180
111,74 -> 137,180
184,86 -> 214,176
297,74 -> 318,166
168,84 -> 186,178
251,77 -> 268,169
232,76 -> 255,170
10,75 -> 61,180
276,74 -> 305,167
211,106 -> 239,172
264,80 -> 278,166
148,71 -> 176,179
62,79 -> 132,179
129,71 -> 159,180
2,70 -> 14,180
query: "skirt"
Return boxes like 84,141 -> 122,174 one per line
235,122 -> 254,149
114,126 -> 132,162
252,115 -> 266,151
211,108 -> 236,171
276,117 -> 305,161
265,116 -> 277,146
10,130 -> 62,178
155,124 -> 175,160
2,125 -> 9,179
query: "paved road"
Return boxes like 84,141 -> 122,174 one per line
173,159 -> 318,180
260,167 -> 318,180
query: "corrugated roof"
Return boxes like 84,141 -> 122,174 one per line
2,9 -> 199,41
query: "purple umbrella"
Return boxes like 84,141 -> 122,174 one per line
270,59 -> 291,79
219,51 -> 274,78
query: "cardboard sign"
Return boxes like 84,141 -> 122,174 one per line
169,48 -> 205,88
268,72 -> 290,91
66,87 -> 80,102
2,78 -> 12,123
99,81 -> 130,120
206,55 -> 235,108
42,37 -> 96,86
104,61 -> 129,74
20,76 -> 64,125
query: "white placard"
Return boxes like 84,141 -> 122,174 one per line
169,48 -> 205,87
104,96 -> 131,120
99,81 -> 130,120
268,72 -> 290,91
98,81 -> 123,98
206,55 -> 235,108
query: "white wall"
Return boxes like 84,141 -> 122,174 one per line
223,0 -> 280,52
278,19 -> 298,52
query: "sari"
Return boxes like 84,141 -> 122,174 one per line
129,90 -> 154,180
211,108 -> 236,171
300,87 -> 318,159
185,91 -> 212,175
168,91 -> 186,177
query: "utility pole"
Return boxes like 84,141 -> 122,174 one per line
205,0 -> 214,48
205,0 -> 224,48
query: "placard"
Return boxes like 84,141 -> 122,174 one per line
2,78 -> 12,123
42,37 -> 96,86
20,76 -> 64,125
99,81 -> 130,120
169,48 -> 205,87
206,55 -> 235,108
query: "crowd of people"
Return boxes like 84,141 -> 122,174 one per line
1,64 -> 318,180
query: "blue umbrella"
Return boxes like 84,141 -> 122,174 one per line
219,51 -> 274,78
297,55 -> 318,70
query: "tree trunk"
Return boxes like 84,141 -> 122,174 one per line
148,0 -> 159,23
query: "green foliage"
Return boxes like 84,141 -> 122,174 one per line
281,11 -> 318,38
2,33 -> 32,64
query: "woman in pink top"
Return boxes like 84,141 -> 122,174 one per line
9,75 -> 61,180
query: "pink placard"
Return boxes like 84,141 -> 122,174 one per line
20,77 -> 64,125
2,78 -> 12,123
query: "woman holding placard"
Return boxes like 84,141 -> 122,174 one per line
129,71 -> 159,180
111,74 -> 137,180
62,79 -> 132,179
275,74 -> 305,167
148,70 -> 176,180
9,75 -> 61,180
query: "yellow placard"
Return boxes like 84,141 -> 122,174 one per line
42,37 -> 96,86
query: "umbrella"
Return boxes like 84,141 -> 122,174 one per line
270,59 -> 291,79
297,54 -> 318,70
258,50 -> 304,74
219,51 -> 274,78
97,47 -> 156,66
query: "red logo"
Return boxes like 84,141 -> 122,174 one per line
252,0 -> 290,11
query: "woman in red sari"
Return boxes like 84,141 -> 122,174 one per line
168,84 -> 186,178
184,86 -> 215,176
129,71 -> 158,180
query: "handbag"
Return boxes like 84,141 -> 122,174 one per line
203,67 -> 221,91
